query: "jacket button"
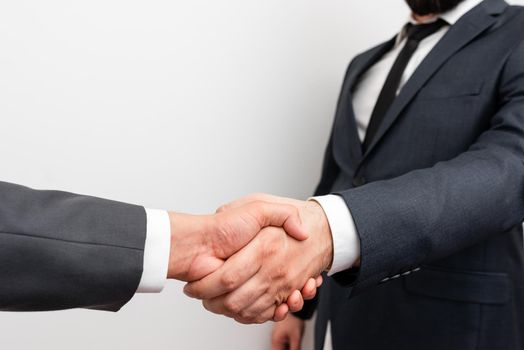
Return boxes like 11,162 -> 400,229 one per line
352,176 -> 366,187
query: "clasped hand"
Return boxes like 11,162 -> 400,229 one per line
175,194 -> 333,324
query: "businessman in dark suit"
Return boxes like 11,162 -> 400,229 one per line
0,180 -> 321,318
186,0 -> 524,348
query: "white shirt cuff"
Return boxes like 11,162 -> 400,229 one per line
310,195 -> 361,276
136,208 -> 171,293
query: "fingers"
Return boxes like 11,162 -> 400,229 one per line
192,272 -> 311,325
274,287 -> 310,322
210,288 -> 303,324
198,276 -> 305,323
300,278 -> 318,301
184,241 -> 261,299
183,256 -> 225,283
276,279 -> 318,323
237,305 -> 276,325
273,303 -> 290,322
216,194 -> 308,240
271,318 -> 303,350
243,201 -> 308,241
201,275 -> 270,318
247,296 -> 282,324
279,278 -> 321,322
271,327 -> 290,350
286,290 -> 304,313
290,335 -> 302,350
316,275 -> 323,287
203,289 -> 279,324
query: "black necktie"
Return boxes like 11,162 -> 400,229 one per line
362,19 -> 447,152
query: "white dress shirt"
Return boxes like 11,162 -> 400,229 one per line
137,209 -> 171,292
134,0 -> 484,304
318,1 -> 484,349
314,0 -> 484,277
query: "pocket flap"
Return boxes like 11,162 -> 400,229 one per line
418,80 -> 484,99
404,266 -> 511,305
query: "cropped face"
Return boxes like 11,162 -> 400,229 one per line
405,0 -> 465,15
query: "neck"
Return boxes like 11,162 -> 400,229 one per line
411,13 -> 438,23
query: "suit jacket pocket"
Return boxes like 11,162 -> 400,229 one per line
403,266 -> 511,305
417,79 -> 484,100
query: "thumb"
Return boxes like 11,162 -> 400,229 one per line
245,201 -> 308,241
182,257 -> 224,282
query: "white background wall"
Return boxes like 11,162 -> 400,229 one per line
0,0 -> 522,349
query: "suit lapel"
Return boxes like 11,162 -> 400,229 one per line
332,38 -> 395,174
360,0 -> 508,162
347,39 -> 396,92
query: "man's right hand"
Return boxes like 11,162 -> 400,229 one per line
166,201 -> 321,320
272,314 -> 305,350
183,197 -> 332,324
166,200 -> 308,282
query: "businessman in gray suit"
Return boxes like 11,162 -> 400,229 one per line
0,180 -> 322,319
184,0 -> 524,349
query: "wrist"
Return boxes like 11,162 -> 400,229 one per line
167,211 -> 213,280
304,201 -> 333,273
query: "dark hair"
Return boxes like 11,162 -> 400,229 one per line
405,0 -> 465,15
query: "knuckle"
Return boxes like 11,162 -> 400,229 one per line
238,309 -> 248,319
238,309 -> 253,321
282,279 -> 293,293
294,301 -> 304,312
277,291 -> 289,305
263,236 -> 283,257
220,274 -> 237,291
223,298 -> 240,314
202,300 -> 215,313
273,265 -> 287,280
254,316 -> 267,324
288,296 -> 299,308
234,316 -> 251,325
304,289 -> 316,300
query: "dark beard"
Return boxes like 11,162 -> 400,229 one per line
405,0 -> 465,15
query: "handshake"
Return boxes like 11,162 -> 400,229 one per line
167,193 -> 334,324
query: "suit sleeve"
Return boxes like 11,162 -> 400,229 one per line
333,39 -> 524,295
0,181 -> 146,311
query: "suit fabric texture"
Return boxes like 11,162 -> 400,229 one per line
0,181 -> 146,311
296,1 -> 524,349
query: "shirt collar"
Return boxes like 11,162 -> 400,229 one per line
440,0 -> 485,25
395,0 -> 485,45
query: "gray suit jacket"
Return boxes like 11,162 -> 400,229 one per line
0,181 -> 146,311
296,0 -> 524,349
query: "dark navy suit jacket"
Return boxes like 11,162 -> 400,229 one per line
296,1 -> 524,349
